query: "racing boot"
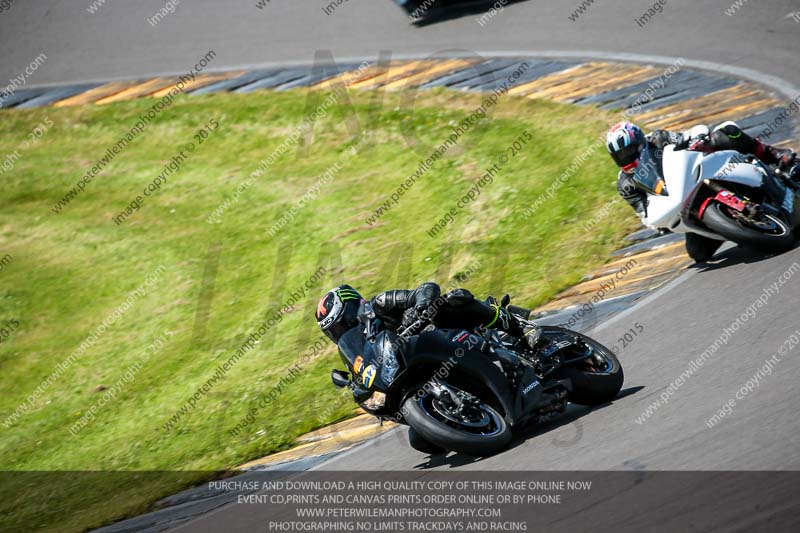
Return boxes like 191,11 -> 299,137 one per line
712,123 -> 794,171
787,162 -> 800,182
488,303 -> 541,350
762,143 -> 800,182
522,323 -> 542,349
777,151 -> 800,182
755,140 -> 796,171
774,147 -> 797,173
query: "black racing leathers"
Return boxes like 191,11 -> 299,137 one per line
371,282 -> 442,332
371,282 -> 525,337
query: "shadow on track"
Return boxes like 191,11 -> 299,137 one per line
694,242 -> 799,272
411,386 -> 644,468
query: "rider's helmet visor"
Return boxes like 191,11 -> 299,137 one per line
611,144 -> 643,172
322,320 -> 356,344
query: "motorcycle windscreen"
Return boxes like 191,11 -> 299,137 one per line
633,145 -> 669,196
337,327 -> 365,374
337,328 -> 398,391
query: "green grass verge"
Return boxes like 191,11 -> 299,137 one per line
0,87 -> 637,531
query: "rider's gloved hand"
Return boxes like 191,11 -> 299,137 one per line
414,301 -> 431,316
412,281 -> 440,318
675,125 -> 711,151
357,300 -> 375,323
673,134 -> 689,151
688,134 -> 711,151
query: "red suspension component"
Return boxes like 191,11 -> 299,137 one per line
698,189 -> 748,219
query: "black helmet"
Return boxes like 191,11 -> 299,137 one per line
315,285 -> 364,343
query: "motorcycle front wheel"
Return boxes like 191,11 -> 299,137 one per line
401,386 -> 512,456
702,203 -> 794,252
407,427 -> 445,454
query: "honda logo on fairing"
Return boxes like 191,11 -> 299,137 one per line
522,381 -> 540,395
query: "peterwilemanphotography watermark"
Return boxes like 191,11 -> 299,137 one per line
51,51 -> 217,214
68,332 -> 171,437
0,0 -> 15,15
113,118 -> 219,225
635,0 -> 669,27
705,329 -> 800,428
0,318 -> 19,344
163,266 -> 328,431
2,266 -> 168,429
427,130 -> 531,238
635,262 -> 800,425
0,52 -> 47,108
147,0 -> 181,26
476,0 -> 509,26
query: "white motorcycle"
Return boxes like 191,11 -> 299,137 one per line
634,139 -> 800,262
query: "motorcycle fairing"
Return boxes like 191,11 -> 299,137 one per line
695,150 -> 765,189
337,325 -> 517,425
697,190 -> 748,220
645,147 -> 778,237
401,329 -> 518,426
688,151 -> 800,229
514,365 -> 545,418
337,326 -> 366,373
633,144 -> 669,197
639,145 -> 702,229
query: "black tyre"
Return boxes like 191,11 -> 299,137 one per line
401,387 -> 512,456
684,232 -> 723,263
407,427 -> 445,454
702,203 -> 794,252
556,333 -> 624,406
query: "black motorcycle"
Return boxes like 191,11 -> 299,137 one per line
392,0 -> 497,21
330,296 -> 624,456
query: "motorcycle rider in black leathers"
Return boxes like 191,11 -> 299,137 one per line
606,120 -> 800,260
316,283 -> 540,448
315,283 -> 539,348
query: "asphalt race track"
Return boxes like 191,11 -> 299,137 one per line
1,1 -> 799,94
3,0 -> 800,529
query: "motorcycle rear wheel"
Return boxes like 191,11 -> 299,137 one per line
702,203 -> 794,252
556,333 -> 624,406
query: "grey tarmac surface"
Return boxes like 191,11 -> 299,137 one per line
1,1 -> 799,93
95,238 -> 800,532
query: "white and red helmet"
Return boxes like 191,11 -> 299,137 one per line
606,121 -> 646,172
